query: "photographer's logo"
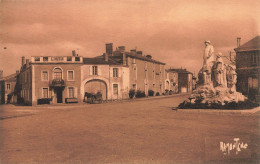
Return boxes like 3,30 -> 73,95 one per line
220,138 -> 248,155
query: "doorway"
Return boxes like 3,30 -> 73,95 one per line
55,88 -> 63,103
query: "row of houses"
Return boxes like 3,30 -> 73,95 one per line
0,43 -> 193,105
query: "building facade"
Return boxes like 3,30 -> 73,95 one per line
165,70 -> 178,93
0,71 -> 18,104
167,69 -> 193,93
2,43 -> 196,106
234,36 -> 260,102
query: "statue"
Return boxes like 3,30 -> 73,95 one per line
202,41 -> 215,85
179,41 -> 247,109
226,65 -> 237,93
213,53 -> 227,87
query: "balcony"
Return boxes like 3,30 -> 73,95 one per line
49,79 -> 65,88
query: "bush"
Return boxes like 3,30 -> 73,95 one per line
129,89 -> 135,99
148,90 -> 154,96
169,90 -> 173,95
156,92 -> 160,96
136,90 -> 146,98
37,98 -> 51,105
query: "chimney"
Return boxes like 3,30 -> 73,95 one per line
130,49 -> 136,55
0,70 -> 3,79
137,51 -> 143,56
26,59 -> 29,67
106,43 -> 113,55
237,37 -> 241,47
16,70 -> 20,75
118,46 -> 125,52
123,53 -> 127,66
72,50 -> 76,56
21,56 -> 25,66
104,53 -> 109,62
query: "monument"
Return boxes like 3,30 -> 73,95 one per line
178,41 -> 248,109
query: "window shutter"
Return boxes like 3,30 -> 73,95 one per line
118,68 -> 121,78
74,87 -> 78,98
98,66 -> 101,76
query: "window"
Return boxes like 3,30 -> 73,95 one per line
113,68 -> 118,77
113,84 -> 118,95
252,54 -> 257,65
75,57 -> 80,61
42,88 -> 49,98
43,57 -> 48,61
67,71 -> 74,81
67,56 -> 72,61
53,68 -> 62,80
42,71 -> 48,81
35,57 -> 40,61
92,66 -> 98,75
6,83 -> 11,90
68,87 -> 74,98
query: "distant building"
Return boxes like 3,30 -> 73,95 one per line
0,70 -> 18,104
167,69 -> 193,93
105,43 -> 166,96
165,70 -> 178,93
234,36 -> 260,102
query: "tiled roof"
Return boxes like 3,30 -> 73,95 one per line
0,73 -> 17,81
124,52 -> 165,65
234,36 -> 260,52
167,69 -> 192,74
83,56 -> 121,65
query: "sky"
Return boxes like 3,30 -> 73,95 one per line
0,0 -> 259,76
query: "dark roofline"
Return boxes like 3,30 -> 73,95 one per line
234,36 -> 260,52
125,53 -> 165,65
168,68 -> 192,74
0,73 -> 17,81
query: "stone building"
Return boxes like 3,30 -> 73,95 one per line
165,70 -> 178,93
17,55 -> 83,105
105,43 -> 166,96
234,36 -> 260,102
167,68 -> 193,93
0,70 -> 18,104
12,43 -> 165,105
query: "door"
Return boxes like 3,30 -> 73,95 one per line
56,88 -> 63,103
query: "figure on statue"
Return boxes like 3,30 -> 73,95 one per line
203,40 -> 215,73
202,40 -> 215,85
213,53 -> 227,87
226,65 -> 237,93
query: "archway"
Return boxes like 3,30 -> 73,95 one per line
84,79 -> 107,100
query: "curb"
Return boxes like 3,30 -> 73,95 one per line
178,106 -> 260,114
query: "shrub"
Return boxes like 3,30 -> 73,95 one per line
156,92 -> 160,96
136,90 -> 146,98
129,89 -> 135,99
148,90 -> 154,96
169,90 -> 173,95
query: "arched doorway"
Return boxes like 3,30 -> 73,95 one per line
84,79 -> 107,100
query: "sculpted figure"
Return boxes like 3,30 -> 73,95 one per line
202,41 -> 215,85
227,65 -> 237,93
213,53 -> 227,87
203,41 -> 215,73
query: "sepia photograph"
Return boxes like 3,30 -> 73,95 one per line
0,0 -> 259,163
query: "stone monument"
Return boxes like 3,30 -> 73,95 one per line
179,41 -> 247,109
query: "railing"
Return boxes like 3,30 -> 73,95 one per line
49,79 -> 65,87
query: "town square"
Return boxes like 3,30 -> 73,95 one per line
0,0 -> 259,163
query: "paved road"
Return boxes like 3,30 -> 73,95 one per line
0,95 -> 259,163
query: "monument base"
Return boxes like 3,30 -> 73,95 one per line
178,84 -> 258,109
